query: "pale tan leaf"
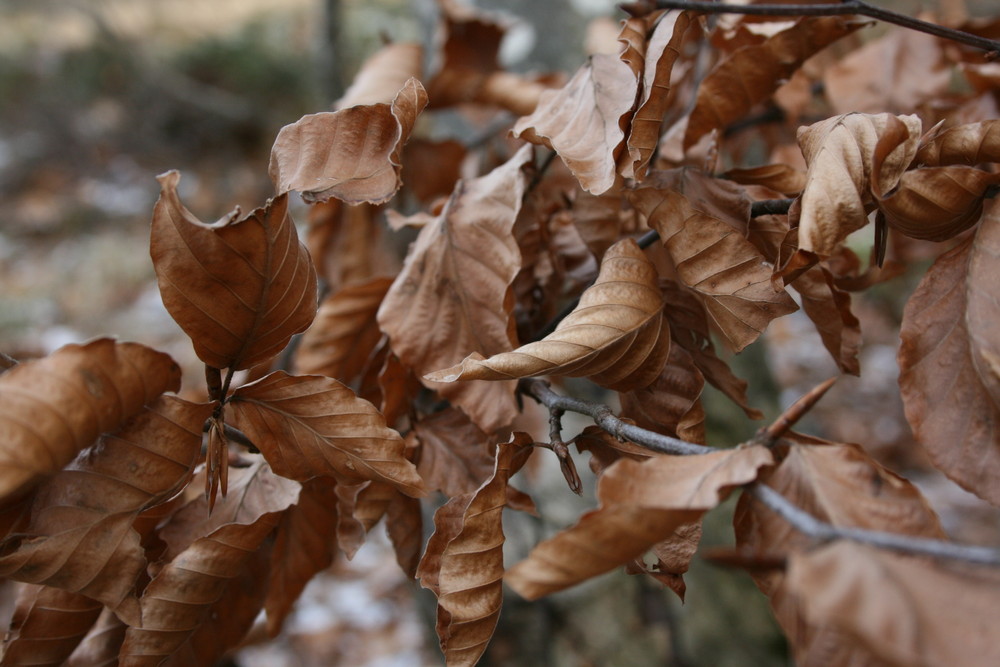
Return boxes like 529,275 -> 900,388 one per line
269,78 -> 428,204
418,436 -> 532,667
337,42 -> 424,108
0,339 -> 181,502
629,173 -> 798,352
796,112 -> 922,256
2,586 -> 102,667
426,238 -> 670,392
623,11 -> 695,180
512,54 -> 637,194
787,542 -> 1000,667
294,277 -> 393,382
0,396 -> 208,624
413,407 -> 497,497
150,171 -> 318,371
898,228 -> 1000,505
378,146 -> 534,433
505,445 -> 772,600
915,119 -> 1000,167
229,372 -> 425,497
685,17 -> 864,150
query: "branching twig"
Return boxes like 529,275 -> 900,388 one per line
537,406 -> 584,494
648,1 -> 1000,56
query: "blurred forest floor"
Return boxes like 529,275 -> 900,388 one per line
1,1 -> 999,666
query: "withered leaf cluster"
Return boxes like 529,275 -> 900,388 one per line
2,2 -> 1000,666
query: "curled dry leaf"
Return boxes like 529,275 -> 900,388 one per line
337,42 -> 423,108
684,17 -> 865,150
899,226 -> 1000,505
151,171 -> 318,371
294,277 -> 393,382
630,174 -> 798,352
505,445 -> 773,600
796,112 -> 922,257
412,407 -> 498,498
417,436 -> 533,667
269,78 -> 428,204
426,238 -> 671,392
378,145 -> 533,434
512,53 -> 637,194
735,442 -> 945,665
786,542 -> 1000,667
2,586 -> 103,667
0,396 -> 209,625
915,119 -> 1000,167
228,371 -> 425,497
0,338 -> 181,502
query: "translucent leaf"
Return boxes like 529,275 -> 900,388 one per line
150,171 -> 318,371
0,338 -> 181,503
269,78 -> 428,204
426,238 -> 670,392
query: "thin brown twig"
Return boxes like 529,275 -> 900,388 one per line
648,0 -> 1000,56
755,376 -> 837,445
539,406 -> 584,495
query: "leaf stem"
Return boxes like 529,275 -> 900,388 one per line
650,0 -> 1000,55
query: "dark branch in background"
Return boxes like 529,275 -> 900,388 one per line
646,0 -> 1000,56
520,377 -> 1000,566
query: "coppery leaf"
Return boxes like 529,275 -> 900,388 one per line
512,53 -> 636,194
418,436 -> 533,667
723,164 -> 806,196
294,277 -> 393,383
269,77 -> 428,204
150,171 -> 318,371
0,339 -> 181,502
229,372 -> 425,497
378,145 -> 533,433
505,445 -> 773,600
685,17 -> 864,150
426,238 -> 671,392
786,542 -> 1000,667
915,119 -> 1000,167
2,586 -> 102,667
629,173 -> 798,352
413,407 -> 497,497
0,395 -> 206,624
337,42 -> 423,108
796,112 -> 922,257
899,222 -> 1000,506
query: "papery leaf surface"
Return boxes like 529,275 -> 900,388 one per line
2,586 -> 102,667
270,78 -> 427,204
337,42 -> 423,108
915,119 -> 1000,167
150,171 -> 317,371
412,407 -> 497,497
65,608 -> 125,667
427,238 -> 670,392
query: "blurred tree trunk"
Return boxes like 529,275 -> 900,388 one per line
319,0 -> 344,103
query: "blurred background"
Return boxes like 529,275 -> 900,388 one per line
1,1 -> 998,666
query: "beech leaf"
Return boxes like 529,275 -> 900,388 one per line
337,42 -> 423,108
505,445 -> 773,600
417,436 -> 533,667
228,371 -> 426,497
412,407 -> 498,497
377,145 -> 533,433
426,238 -> 671,392
0,338 -> 181,502
512,53 -> 636,194
2,586 -> 102,667
269,77 -> 427,204
150,171 -> 318,371
915,119 -> 1000,167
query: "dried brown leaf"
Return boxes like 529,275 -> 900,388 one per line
0,339 -> 181,502
269,78 -> 428,204
427,238 -> 670,392
619,340 -> 707,444
294,277 -> 393,382
630,174 -> 798,352
786,542 -> 1000,667
413,407 -> 497,497
337,42 -> 424,108
65,608 -> 126,667
899,224 -> 1000,505
2,586 -> 102,667
505,445 -> 773,600
0,396 -> 207,624
378,146 -> 533,433
418,436 -> 532,667
684,17 -> 864,150
796,112 -> 922,257
915,119 -> 1000,167
229,372 -> 425,497
512,54 -> 636,194
151,171 -> 317,371
723,164 -> 806,196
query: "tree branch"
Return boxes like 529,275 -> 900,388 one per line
520,378 -> 1000,567
648,1 -> 1000,56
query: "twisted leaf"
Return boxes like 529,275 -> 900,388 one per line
150,171 -> 317,371
426,238 -> 670,392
